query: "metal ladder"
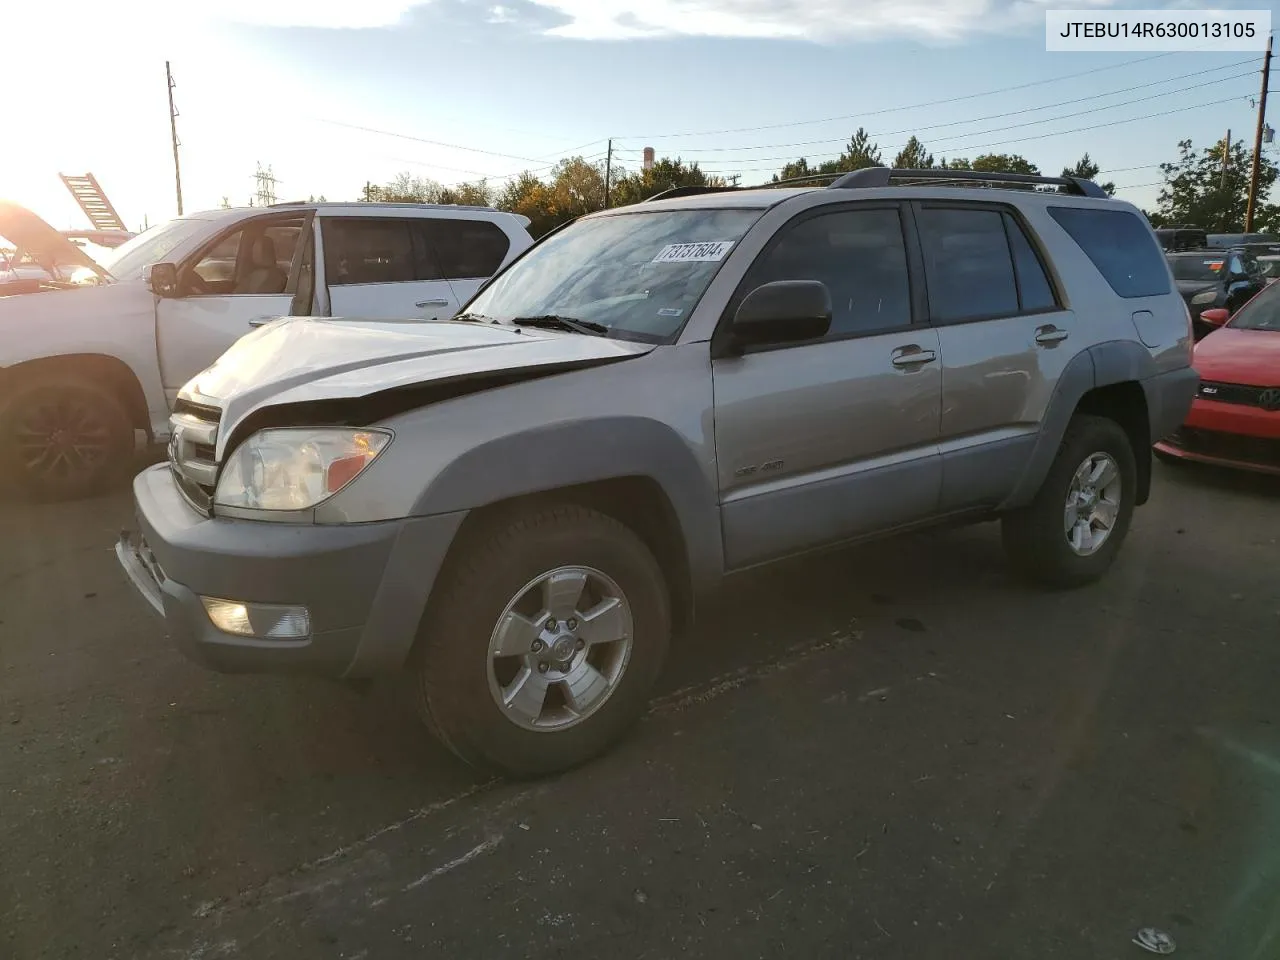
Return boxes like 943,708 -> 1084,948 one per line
58,173 -> 128,232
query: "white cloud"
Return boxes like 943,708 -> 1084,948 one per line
5,0 -> 423,32
488,5 -> 519,23
527,0 -> 1196,42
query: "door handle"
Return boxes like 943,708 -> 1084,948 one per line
891,347 -> 938,368
416,298 -> 450,308
1035,325 -> 1069,345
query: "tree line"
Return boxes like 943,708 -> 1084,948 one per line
353,128 -> 1279,238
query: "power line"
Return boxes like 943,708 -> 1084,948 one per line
617,50 -> 1213,140
308,116 -> 554,164
643,94 -> 1251,170
616,61 -> 1256,156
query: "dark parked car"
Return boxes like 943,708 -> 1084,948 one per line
1167,248 -> 1266,338
1206,232 -> 1280,250
1156,226 -> 1208,252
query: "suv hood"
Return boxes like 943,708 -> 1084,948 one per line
0,201 -> 112,283
183,317 -> 655,457
1192,327 -> 1280,385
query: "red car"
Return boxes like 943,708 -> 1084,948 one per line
1155,282 -> 1280,475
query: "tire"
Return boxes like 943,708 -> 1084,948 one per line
414,504 -> 671,778
1001,414 -> 1137,589
0,377 -> 134,501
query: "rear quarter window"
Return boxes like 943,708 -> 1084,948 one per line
1049,207 -> 1171,298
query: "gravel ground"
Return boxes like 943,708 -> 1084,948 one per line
2,459 -> 1278,960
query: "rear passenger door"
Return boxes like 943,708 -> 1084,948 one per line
712,203 -> 943,570
419,217 -> 514,307
321,217 -> 460,320
912,202 -> 1075,513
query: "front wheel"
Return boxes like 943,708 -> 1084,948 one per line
1002,415 -> 1137,589
0,378 -> 134,501
414,504 -> 671,778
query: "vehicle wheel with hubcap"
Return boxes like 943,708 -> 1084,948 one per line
414,504 -> 671,778
0,378 -> 134,501
1002,414 -> 1137,589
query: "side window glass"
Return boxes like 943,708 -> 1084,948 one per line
190,230 -> 242,292
742,207 -> 911,338
918,207 -> 1018,322
424,219 -> 511,280
1003,213 -> 1057,312
1047,207 -> 1170,298
324,219 -> 416,286
186,219 -> 301,296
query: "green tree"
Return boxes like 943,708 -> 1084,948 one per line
893,136 -> 934,170
611,157 -> 723,206
1156,137 -> 1280,232
773,127 -> 885,183
970,153 -> 1040,175
1061,153 -> 1115,196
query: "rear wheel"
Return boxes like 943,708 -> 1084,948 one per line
1002,415 -> 1137,589
414,504 -> 671,778
0,378 -> 134,501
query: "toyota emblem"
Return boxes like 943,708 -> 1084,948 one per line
1260,388 -> 1280,412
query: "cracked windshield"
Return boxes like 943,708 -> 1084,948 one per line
2,2 -> 1279,958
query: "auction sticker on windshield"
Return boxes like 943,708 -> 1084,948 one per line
652,241 -> 735,264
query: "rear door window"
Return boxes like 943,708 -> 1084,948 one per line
916,206 -> 1019,322
324,219 -> 416,286
420,219 -> 511,280
1048,207 -> 1171,298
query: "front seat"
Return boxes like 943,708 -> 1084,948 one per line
238,235 -> 287,294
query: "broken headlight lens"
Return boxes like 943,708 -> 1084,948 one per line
214,428 -> 391,511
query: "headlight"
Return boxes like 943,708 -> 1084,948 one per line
1191,290 -> 1218,305
214,428 -> 391,511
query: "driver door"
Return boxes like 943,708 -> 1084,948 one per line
155,212 -> 314,401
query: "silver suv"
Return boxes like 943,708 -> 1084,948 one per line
117,168 -> 1199,777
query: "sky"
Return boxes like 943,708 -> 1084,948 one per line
2,0 -> 1275,232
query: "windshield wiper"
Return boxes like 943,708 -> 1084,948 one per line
454,311 -> 496,323
511,314 -> 610,336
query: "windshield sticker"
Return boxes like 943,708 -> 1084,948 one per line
657,307 -> 684,317
652,241 -> 735,264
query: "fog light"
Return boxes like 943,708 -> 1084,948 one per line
200,597 -> 311,639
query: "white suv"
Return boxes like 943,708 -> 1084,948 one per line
0,200 -> 533,499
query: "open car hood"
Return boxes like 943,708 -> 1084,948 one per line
181,317 -> 655,458
0,201 -> 113,282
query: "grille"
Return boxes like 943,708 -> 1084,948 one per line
1198,380 -> 1280,411
1168,427 -> 1280,468
168,399 -> 222,514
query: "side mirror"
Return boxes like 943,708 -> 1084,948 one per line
147,262 -> 179,298
730,280 -> 832,349
1199,307 -> 1230,327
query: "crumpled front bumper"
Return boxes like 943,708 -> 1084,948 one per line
115,463 -> 465,678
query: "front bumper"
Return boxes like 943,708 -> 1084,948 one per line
1154,397 -> 1280,476
116,464 -> 466,677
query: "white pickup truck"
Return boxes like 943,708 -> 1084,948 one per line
0,200 -> 534,500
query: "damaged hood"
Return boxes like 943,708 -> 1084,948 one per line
0,200 -> 112,282
183,317 -> 655,456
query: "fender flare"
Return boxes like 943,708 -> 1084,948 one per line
1003,340 -> 1157,509
412,416 -> 725,594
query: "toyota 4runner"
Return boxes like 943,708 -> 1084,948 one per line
116,168 -> 1199,778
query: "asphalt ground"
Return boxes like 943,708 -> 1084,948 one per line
2,457 -> 1279,960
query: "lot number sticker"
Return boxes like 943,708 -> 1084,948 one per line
652,240 -> 735,263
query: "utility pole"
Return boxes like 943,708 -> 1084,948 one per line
727,174 -> 741,188
1245,35 -> 1272,232
604,139 -> 613,209
1220,129 -> 1231,191
166,61 -> 183,216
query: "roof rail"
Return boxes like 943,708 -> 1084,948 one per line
644,185 -> 742,202
828,166 -> 1109,199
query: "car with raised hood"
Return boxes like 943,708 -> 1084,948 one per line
115,166 -> 1199,778
1166,247 -> 1266,338
1155,280 -> 1280,475
0,199 -> 533,500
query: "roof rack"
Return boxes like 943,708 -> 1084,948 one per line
266,200 -> 500,212
827,166 -> 1109,199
